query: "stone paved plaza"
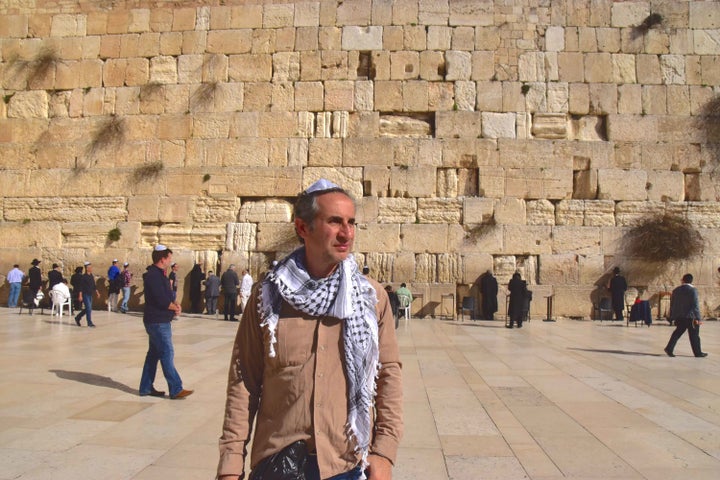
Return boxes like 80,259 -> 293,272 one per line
1,307 -> 718,480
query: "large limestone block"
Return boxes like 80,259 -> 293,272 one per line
694,30 -> 720,55
611,1 -> 649,28
555,199 -> 585,226
344,138 -> 394,166
62,221 -> 117,248
462,252 -> 494,285
463,197 -> 494,225
503,225 -> 552,255
552,226 -> 601,255
584,200 -> 616,227
212,167 -> 302,197
229,54 -> 272,82
612,53 -> 636,83
481,112 -> 516,138
51,14 -> 87,37
690,1 -> 720,28
389,166 -> 436,198
192,196 -> 241,223
149,56 -> 178,84
598,169 -> 647,201
435,111 -> 482,139
377,198 -> 416,224
157,224 -> 225,250
363,252 -> 394,283
538,254 -> 579,285
614,201 -> 666,227
0,222 -> 62,248
445,50 -> 471,80
546,25 -> 565,52
531,113 -> 568,139
681,202 -> 720,229
505,168 -> 543,199
238,199 -> 292,223
158,196 -> 192,223
354,223 -> 400,253
527,199 -> 555,226
478,167 -> 505,198
342,26 -> 383,50
552,286 -> 597,318
606,115 -> 658,142
646,171 -> 684,202
4,197 -> 127,222
127,195 -> 159,222
255,223 -> 297,252
456,221 -> 503,254
494,197 -> 526,225
400,224 -> 447,253
578,254 -> 605,285
449,0 -> 494,27
390,250 -> 415,284
226,222 -> 257,252
417,198 -> 462,224
7,91 -> 49,119
437,252 -> 461,284
414,254 -> 436,283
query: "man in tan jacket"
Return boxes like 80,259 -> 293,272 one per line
218,179 -> 403,480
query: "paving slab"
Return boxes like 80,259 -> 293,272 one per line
0,309 -> 718,480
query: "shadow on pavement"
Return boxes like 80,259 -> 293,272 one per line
568,347 -> 664,357
49,369 -> 137,394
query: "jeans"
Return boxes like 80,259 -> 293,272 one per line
76,294 -> 95,325
108,292 -> 119,312
8,282 -> 21,308
121,286 -> 131,312
139,322 -> 183,397
224,292 -> 237,320
206,296 -> 217,314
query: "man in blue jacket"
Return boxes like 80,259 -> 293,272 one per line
139,245 -> 194,399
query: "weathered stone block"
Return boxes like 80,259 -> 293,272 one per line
552,226 -> 601,254
354,223 -> 400,253
598,169 -> 648,201
7,91 -> 48,119
494,197 -> 526,225
4,197 -> 127,222
255,222 -> 297,252
463,197 -> 494,225
0,222 -> 62,249
503,225 -> 552,255
527,199 -> 555,226
377,198 -> 416,224
417,198 -> 462,224
401,224 -> 448,253
389,166 -> 436,198
238,199 -> 292,223
342,26 -> 383,50
611,1 -> 649,28
149,55 -> 177,84
538,254 -> 580,285
532,113 -> 568,139
481,112 -> 515,138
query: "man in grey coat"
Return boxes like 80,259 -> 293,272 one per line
204,271 -> 221,315
220,264 -> 240,321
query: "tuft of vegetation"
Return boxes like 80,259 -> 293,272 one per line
190,82 -> 219,110
3,93 -> 14,104
464,218 -> 497,245
132,161 -> 164,183
621,212 -> 703,262
637,13 -> 663,32
139,81 -> 164,101
87,115 -> 126,159
203,173 -> 211,182
694,95 -> 720,166
521,84 -> 531,95
107,228 -> 122,242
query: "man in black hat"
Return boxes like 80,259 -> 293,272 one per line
28,259 -> 43,308
75,262 -> 100,327
48,263 -> 64,290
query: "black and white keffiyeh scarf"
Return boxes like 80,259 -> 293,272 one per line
259,247 -> 380,471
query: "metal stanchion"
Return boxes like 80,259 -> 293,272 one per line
543,295 -> 556,322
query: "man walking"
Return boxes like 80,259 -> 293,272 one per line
6,264 -> 24,308
75,262 -> 99,327
218,179 -> 403,480
139,245 -> 193,399
664,273 -> 708,358
220,264 -> 239,321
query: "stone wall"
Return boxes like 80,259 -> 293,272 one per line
1,0 -> 720,318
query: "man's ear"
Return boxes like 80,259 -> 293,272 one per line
294,217 -> 309,240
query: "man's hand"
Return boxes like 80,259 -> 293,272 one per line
366,454 -> 392,480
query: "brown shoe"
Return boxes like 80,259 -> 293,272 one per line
170,389 -> 194,399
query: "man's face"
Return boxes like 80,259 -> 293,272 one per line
296,192 -> 355,277
86,265 -> 93,274
158,253 -> 173,270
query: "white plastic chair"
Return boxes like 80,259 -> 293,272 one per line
398,295 -> 411,322
50,289 -> 72,320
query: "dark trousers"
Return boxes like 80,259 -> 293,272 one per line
224,292 -> 237,320
665,318 -> 702,356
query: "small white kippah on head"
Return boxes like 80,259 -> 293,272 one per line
304,178 -> 340,194
154,244 -> 167,251
84,261 -> 91,266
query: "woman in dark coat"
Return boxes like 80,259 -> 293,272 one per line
189,263 -> 206,314
480,271 -> 498,320
507,272 -> 528,328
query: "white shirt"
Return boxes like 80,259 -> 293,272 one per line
241,273 -> 253,296
51,282 -> 71,300
7,267 -> 24,283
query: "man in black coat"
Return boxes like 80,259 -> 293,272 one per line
48,263 -> 64,289
664,273 -> 707,358
189,263 -> 206,314
607,267 -> 628,321
74,262 -> 100,327
220,264 -> 240,321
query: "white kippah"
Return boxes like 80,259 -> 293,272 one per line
154,244 -> 168,251
305,178 -> 340,194
84,261 -> 91,266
